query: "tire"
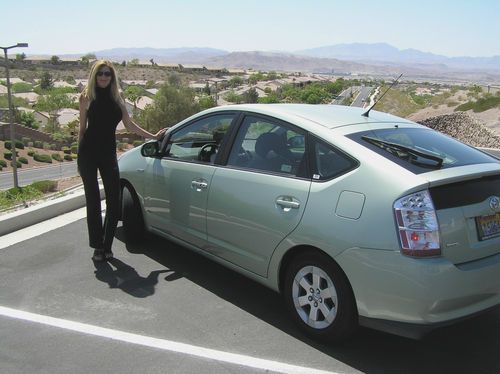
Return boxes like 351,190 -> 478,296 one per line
121,185 -> 145,244
283,251 -> 357,343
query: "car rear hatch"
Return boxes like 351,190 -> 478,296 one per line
426,164 -> 500,264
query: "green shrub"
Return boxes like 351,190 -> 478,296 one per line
51,153 -> 63,161
34,140 -> 43,148
71,142 -> 78,147
117,142 -> 126,151
43,142 -> 50,150
71,153 -> 78,160
62,146 -> 71,154
0,159 -> 7,167
71,145 -> 78,153
33,153 -> 52,163
50,143 -> 57,151
22,137 -> 31,145
133,140 -> 143,147
28,141 -> 34,147
4,151 -> 12,160
0,186 -> 43,209
64,154 -> 73,161
4,140 -> 24,150
0,165 -> 2,171
27,149 -> 35,157
18,156 -> 28,164
31,180 -> 57,193
11,160 -> 22,168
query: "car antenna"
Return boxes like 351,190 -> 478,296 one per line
362,73 -> 403,117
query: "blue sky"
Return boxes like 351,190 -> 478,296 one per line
2,0 -> 500,57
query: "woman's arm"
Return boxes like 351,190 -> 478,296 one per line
78,95 -> 89,143
119,102 -> 166,139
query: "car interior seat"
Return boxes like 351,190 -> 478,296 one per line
249,132 -> 293,173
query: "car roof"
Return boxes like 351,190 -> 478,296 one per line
205,104 -> 416,130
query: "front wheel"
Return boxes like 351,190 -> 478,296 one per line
121,185 -> 145,244
283,251 -> 357,343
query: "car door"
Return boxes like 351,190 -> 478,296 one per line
206,114 -> 311,277
143,113 -> 237,248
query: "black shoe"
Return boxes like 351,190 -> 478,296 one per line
104,250 -> 114,260
92,249 -> 105,262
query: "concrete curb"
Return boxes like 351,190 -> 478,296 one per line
0,184 -> 104,237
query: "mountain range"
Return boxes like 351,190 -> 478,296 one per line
56,43 -> 500,81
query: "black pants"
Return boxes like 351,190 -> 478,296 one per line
78,151 -> 120,251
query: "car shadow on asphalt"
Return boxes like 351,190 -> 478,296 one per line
114,227 -> 500,374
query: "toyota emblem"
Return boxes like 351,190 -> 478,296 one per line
489,196 -> 500,211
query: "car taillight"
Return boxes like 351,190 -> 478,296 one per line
393,190 -> 441,257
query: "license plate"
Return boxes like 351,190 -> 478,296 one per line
476,213 -> 500,241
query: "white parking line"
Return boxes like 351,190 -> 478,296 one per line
0,207 -> 87,249
0,306 -> 339,374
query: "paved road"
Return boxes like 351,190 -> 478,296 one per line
1,212 -> 499,373
351,86 -> 373,108
0,162 -> 78,190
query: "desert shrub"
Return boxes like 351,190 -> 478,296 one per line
71,145 -> 78,153
62,146 -> 71,154
34,153 -> 53,163
51,153 -> 63,161
18,156 -> 28,164
117,142 -> 126,151
10,160 -> 22,168
34,140 -> 43,148
71,153 -> 77,160
31,180 -> 58,193
43,142 -> 50,150
0,159 -> 7,167
27,149 -> 35,157
122,137 -> 130,144
28,141 -> 34,147
22,137 -> 31,145
133,140 -> 143,147
4,140 -> 24,150
4,151 -> 12,160
64,154 -> 73,161
50,143 -> 57,150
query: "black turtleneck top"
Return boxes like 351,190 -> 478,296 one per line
81,86 -> 123,154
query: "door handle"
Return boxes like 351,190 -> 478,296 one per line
276,197 -> 300,211
191,179 -> 208,191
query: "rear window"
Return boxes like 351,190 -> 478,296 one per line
348,127 -> 499,174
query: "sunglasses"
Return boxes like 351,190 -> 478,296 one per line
96,71 -> 112,77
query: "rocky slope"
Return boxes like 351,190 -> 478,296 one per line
418,112 -> 500,148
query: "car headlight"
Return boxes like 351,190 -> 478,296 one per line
394,190 -> 441,257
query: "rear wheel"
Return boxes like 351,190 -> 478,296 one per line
121,185 -> 145,243
283,251 -> 357,343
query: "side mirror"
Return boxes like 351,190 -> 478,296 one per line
141,141 -> 160,157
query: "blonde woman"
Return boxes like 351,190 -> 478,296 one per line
78,60 -> 165,261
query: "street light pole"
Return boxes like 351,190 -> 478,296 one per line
1,43 -> 28,189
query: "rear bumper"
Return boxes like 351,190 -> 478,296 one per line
335,248 -> 500,335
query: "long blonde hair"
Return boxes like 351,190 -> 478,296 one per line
81,60 -> 122,104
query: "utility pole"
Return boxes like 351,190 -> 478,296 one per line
1,42 -> 29,189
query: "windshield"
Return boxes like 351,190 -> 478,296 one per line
348,127 -> 498,174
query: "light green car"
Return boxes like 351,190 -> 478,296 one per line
118,104 -> 500,342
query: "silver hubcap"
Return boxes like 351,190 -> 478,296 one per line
292,265 -> 338,329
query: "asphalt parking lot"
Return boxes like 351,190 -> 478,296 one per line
1,210 -> 499,374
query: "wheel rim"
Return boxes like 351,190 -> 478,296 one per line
292,265 -> 338,329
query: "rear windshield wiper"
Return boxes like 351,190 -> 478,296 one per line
362,136 -> 444,169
